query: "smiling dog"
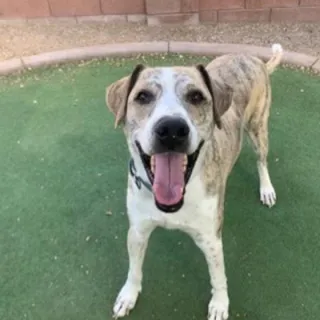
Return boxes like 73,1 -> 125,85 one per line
106,44 -> 283,320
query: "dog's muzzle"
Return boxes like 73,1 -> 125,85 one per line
136,116 -> 203,214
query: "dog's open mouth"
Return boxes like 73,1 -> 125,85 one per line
135,141 -> 204,213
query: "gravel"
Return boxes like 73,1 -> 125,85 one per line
1,22 -> 320,61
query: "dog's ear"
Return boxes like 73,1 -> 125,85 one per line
196,64 -> 233,129
106,64 -> 145,128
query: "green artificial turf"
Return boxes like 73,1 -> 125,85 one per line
1,54 -> 320,320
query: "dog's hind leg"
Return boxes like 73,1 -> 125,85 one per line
113,222 -> 155,318
247,86 -> 276,208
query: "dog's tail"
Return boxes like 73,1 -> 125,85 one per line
266,43 -> 283,74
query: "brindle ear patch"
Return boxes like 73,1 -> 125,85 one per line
125,64 -> 145,107
196,64 -> 233,130
106,64 -> 145,128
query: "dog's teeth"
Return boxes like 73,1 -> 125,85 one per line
183,154 -> 188,165
149,156 -> 155,174
150,156 -> 155,165
150,156 -> 155,174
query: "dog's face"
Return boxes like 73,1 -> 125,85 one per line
106,64 -> 232,213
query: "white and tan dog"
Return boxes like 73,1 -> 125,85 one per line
106,44 -> 283,320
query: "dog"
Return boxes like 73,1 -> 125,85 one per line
105,43 -> 283,320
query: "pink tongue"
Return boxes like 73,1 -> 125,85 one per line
152,153 -> 185,206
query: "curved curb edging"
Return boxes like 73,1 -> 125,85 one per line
1,41 -> 319,76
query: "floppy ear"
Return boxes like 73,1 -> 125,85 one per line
196,64 -> 233,129
106,64 -> 144,128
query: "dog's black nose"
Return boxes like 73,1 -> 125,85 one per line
154,116 -> 190,151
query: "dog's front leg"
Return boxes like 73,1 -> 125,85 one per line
191,194 -> 229,320
113,222 -> 155,318
193,231 -> 229,320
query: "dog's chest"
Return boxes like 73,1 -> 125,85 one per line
127,175 -> 218,234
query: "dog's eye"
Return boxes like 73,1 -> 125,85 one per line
186,89 -> 206,105
134,90 -> 154,105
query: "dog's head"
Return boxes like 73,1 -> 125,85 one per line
106,64 -> 232,213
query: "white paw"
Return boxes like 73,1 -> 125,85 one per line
260,185 -> 276,208
208,291 -> 229,320
113,282 -> 141,319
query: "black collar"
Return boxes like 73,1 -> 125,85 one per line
129,158 -> 152,192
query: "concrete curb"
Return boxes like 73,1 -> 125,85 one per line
0,58 -> 24,75
22,42 -> 169,69
1,41 -> 319,76
168,42 -> 319,68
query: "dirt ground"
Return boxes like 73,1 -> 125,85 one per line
1,21 -> 320,61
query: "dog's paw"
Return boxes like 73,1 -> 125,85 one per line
113,282 -> 141,319
208,291 -> 229,320
260,185 -> 276,208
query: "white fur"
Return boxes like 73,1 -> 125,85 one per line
272,43 -> 283,54
258,161 -> 276,207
